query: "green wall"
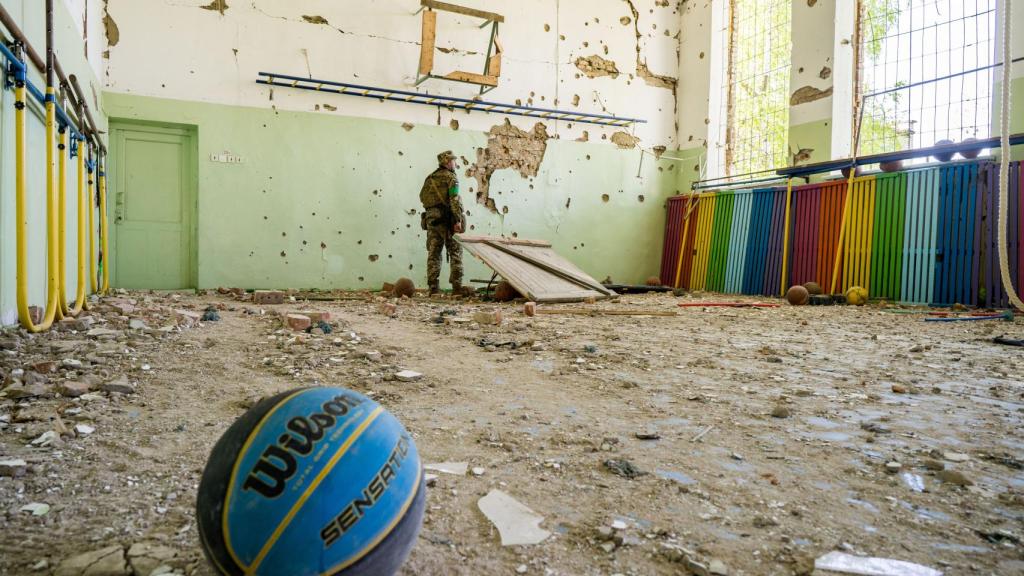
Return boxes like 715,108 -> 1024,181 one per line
789,119 -> 832,169
103,93 -> 680,291
0,0 -> 107,326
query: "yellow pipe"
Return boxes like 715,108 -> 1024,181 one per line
829,170 -> 858,295
88,156 -> 96,293
99,157 -> 110,293
779,178 -> 794,296
16,86 -> 60,332
56,129 -> 67,319
69,140 -> 88,314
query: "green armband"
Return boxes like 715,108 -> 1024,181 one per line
449,183 -> 459,197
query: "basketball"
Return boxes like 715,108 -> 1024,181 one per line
197,387 -> 425,576
846,286 -> 869,306
960,138 -> 981,159
933,139 -> 955,162
393,278 -> 416,298
803,281 -> 823,295
786,285 -> 809,306
493,280 -> 520,302
645,276 -> 663,286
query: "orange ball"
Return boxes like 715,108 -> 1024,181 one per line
786,285 -> 810,306
393,278 -> 416,298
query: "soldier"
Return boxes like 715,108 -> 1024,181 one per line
420,150 -> 466,295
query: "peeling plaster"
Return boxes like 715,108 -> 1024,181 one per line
611,132 -> 641,149
575,55 -> 620,79
623,0 -> 678,93
790,85 -> 833,106
200,0 -> 229,15
102,1 -> 119,47
302,15 -> 330,25
467,120 -> 549,213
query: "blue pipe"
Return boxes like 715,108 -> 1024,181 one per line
1,43 -> 84,140
0,42 -> 25,72
258,71 -> 646,126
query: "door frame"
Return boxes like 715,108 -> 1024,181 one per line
108,120 -> 199,290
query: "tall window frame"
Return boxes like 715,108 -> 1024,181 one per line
854,0 -> 998,157
718,0 -> 793,177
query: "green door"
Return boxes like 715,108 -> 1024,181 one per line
110,123 -> 196,289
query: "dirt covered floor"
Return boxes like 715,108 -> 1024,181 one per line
1,289 -> 1023,575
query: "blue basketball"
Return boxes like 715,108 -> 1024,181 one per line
196,387 -> 425,576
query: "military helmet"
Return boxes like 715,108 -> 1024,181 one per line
437,150 -> 456,165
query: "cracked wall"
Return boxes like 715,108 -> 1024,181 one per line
99,1 -> 684,288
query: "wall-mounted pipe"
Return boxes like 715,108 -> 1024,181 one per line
87,146 -> 97,293
69,74 -> 105,154
98,153 -> 109,294
14,2 -> 59,331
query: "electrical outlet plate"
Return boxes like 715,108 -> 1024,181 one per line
210,153 -> 244,164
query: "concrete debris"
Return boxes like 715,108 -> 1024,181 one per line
75,424 -> 96,435
478,489 -> 551,546
20,502 -> 50,516
473,310 -> 503,326
425,462 -> 469,475
31,431 -> 59,447
54,545 -> 128,576
253,290 -> 285,305
395,370 -> 423,382
814,551 -> 942,576
126,542 -> 181,576
0,458 -> 28,477
604,459 -> 647,479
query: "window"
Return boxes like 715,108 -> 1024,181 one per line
719,0 -> 792,176
856,0 -> 997,157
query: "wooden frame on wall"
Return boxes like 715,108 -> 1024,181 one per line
415,0 -> 504,94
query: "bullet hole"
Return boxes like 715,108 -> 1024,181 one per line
369,255 -> 379,262
602,194 -> 610,203
388,255 -> 393,259
321,242 -> 327,249
358,240 -> 363,245
638,195 -> 645,203
699,51 -> 705,59
263,216 -> 268,220
281,232 -> 286,237
280,251 -> 286,257
409,264 -> 414,270
586,155 -> 591,160
511,232 -> 518,238
565,198 -> 572,209
515,99 -> 522,106
312,212 -> 316,216
581,243 -> 585,247
250,252 -> 254,257
572,94 -> 580,107
544,23 -> 550,32
502,206 -> 509,214
583,41 -> 589,47
373,190 -> 378,196
399,151 -> 404,156
559,35 -> 565,40
302,240 -> 308,245
450,119 -> 460,130
358,277 -> 364,282
470,225 -> 476,230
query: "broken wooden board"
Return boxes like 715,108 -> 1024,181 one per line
457,235 -> 616,303
419,10 -> 437,75
421,0 -> 505,23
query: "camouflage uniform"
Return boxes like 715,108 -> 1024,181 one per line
420,151 -> 466,292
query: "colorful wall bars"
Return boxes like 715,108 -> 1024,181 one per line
660,160 -> 1023,307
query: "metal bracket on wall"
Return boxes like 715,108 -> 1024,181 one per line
257,72 -> 646,128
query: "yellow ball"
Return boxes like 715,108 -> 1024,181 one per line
845,286 -> 869,306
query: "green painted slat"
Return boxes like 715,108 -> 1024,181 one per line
870,173 -> 907,300
707,192 -> 735,293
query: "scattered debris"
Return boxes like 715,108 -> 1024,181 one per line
425,462 -> 469,475
395,370 -> 423,382
813,551 -> 942,576
20,502 -> 50,516
478,490 -> 551,546
604,459 -> 647,479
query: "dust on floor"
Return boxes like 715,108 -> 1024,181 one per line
1,291 -> 1023,575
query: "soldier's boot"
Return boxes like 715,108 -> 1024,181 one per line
428,284 -> 441,296
450,282 -> 463,298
